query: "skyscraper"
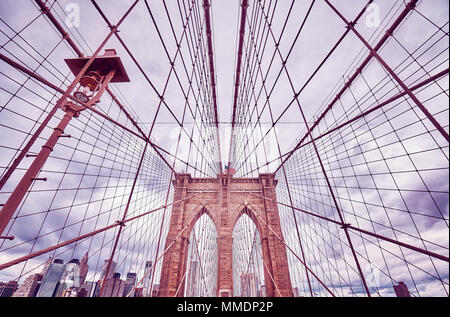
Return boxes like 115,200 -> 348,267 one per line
186,261 -> 199,297
144,260 -> 153,296
61,288 -> 78,297
75,288 -> 88,297
240,273 -> 259,297
0,281 -> 18,297
123,272 -> 137,297
92,281 -> 101,297
101,272 -> 125,297
11,257 -> 55,297
41,257 -> 52,277
79,281 -> 97,297
134,287 -> 144,297
12,274 -> 42,297
151,284 -> 160,297
100,259 -> 116,280
36,259 -> 65,297
55,258 -> 81,297
393,281 -> 411,297
79,252 -> 89,285
260,285 -> 266,297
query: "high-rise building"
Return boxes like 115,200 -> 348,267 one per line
151,284 -> 160,297
92,281 -> 101,297
12,274 -> 42,297
144,260 -> 153,296
100,259 -> 116,280
240,273 -> 259,297
101,272 -> 125,297
123,272 -> 137,297
79,281 -> 97,297
79,252 -> 89,285
186,261 -> 199,297
41,257 -> 52,277
134,287 -> 144,297
55,258 -> 81,297
10,257 -> 55,297
260,285 -> 266,297
0,281 -> 18,297
36,259 -> 65,297
393,281 -> 411,297
61,287 -> 78,297
76,288 -> 88,297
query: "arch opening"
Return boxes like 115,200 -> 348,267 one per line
183,213 -> 218,297
232,213 -> 266,297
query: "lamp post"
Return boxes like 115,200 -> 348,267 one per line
0,49 -> 129,236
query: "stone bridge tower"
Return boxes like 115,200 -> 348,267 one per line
158,173 -> 293,297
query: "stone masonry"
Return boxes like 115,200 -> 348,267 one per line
158,173 -> 293,297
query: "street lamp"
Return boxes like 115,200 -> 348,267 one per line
74,70 -> 102,103
0,49 -> 129,236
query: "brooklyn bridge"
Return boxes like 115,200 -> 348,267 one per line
0,0 -> 448,298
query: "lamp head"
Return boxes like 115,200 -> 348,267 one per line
79,71 -> 102,92
74,91 -> 90,104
